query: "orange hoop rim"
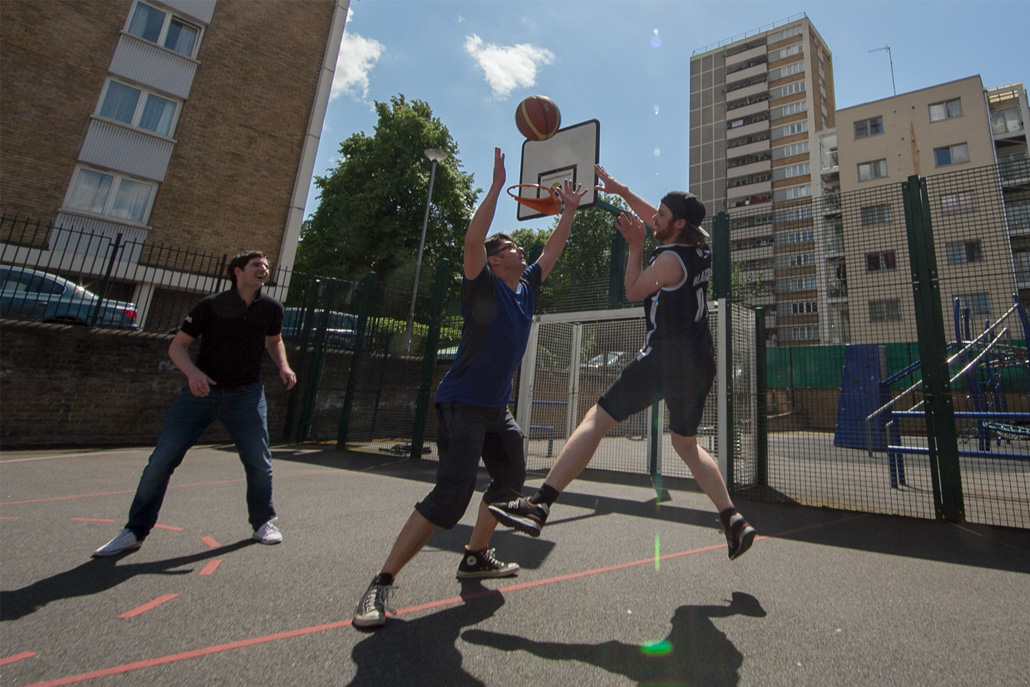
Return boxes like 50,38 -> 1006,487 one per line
506,184 -> 563,216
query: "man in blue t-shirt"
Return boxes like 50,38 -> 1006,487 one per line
354,148 -> 586,629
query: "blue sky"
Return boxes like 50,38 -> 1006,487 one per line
305,0 -> 1029,233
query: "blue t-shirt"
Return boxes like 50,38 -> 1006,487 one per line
434,263 -> 541,408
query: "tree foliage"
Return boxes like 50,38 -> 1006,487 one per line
295,96 -> 479,280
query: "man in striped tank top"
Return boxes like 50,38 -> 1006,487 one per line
491,164 -> 756,561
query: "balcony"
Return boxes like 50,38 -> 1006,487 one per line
725,43 -> 766,68
726,62 -> 768,85
728,179 -> 772,202
728,159 -> 772,178
725,80 -> 769,101
999,154 -> 1030,187
726,99 -> 769,119
727,119 -> 770,141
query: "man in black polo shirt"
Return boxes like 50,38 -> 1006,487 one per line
93,251 -> 297,556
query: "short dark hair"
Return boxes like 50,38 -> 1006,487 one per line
485,233 -> 514,257
228,251 -> 268,287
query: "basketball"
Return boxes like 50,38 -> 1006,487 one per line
515,95 -> 561,141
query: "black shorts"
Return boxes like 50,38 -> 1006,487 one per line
596,330 -> 715,437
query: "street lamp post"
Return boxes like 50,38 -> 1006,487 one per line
404,147 -> 448,354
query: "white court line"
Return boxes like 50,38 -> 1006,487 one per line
0,449 -> 145,464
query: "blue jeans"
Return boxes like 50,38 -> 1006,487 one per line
126,382 -> 275,538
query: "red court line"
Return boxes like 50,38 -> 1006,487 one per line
0,516 -> 21,520
200,536 -> 221,549
198,560 -> 222,576
69,518 -> 116,523
1,470 -> 342,506
0,651 -> 37,666
117,594 -> 179,619
21,514 -> 861,687
153,524 -> 185,531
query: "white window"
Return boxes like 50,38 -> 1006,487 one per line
66,167 -> 156,224
955,293 -> 990,315
854,116 -> 883,139
946,240 -> 982,264
768,43 -> 803,63
771,100 -> 808,119
866,251 -> 897,272
772,121 -> 808,140
934,143 -> 969,167
97,79 -> 179,136
770,81 -> 805,99
767,25 -> 803,43
861,204 -> 892,226
127,1 -> 200,58
769,61 -> 804,81
869,299 -> 901,322
929,98 -> 962,122
858,159 -> 888,181
940,190 -> 977,215
773,184 -> 811,202
772,141 -> 809,160
773,163 -> 810,181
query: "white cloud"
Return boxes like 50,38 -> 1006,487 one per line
464,34 -> 554,100
331,14 -> 384,101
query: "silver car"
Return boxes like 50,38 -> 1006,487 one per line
0,265 -> 139,329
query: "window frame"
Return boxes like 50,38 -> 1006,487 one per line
860,203 -> 893,226
125,0 -> 202,59
869,299 -> 901,322
929,98 -> 962,122
857,159 -> 888,182
64,166 -> 158,226
96,78 -> 181,137
940,190 -> 977,216
933,142 -> 970,167
854,116 -> 883,139
865,250 -> 897,273
945,239 -> 983,265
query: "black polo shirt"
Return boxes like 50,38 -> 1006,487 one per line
180,289 -> 284,388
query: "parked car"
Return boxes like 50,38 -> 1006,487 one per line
0,265 -> 139,329
281,308 -> 373,350
580,351 -> 636,372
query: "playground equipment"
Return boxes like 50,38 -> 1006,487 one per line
835,294 -> 1029,488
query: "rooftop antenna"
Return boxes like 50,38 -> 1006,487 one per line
868,45 -> 896,96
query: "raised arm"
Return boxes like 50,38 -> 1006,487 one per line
464,148 -> 505,279
534,179 -> 588,282
613,212 -> 684,303
595,164 -> 657,225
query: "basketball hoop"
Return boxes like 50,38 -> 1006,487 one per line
507,184 -> 563,216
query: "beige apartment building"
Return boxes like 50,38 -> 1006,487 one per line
689,14 -> 837,345
836,76 -> 1029,344
1,0 -> 348,326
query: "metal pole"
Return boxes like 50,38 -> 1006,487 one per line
405,148 -> 447,354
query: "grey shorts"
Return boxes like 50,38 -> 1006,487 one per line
597,331 -> 715,437
415,402 -> 527,529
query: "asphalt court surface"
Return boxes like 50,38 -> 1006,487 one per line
1,444 -> 1028,686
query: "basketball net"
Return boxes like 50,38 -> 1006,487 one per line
507,184 -> 563,216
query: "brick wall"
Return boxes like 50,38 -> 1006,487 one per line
0,320 -> 293,448
0,0 -> 126,224
148,0 -> 336,258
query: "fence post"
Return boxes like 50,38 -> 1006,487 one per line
755,306 -> 768,487
902,175 -> 964,522
712,211 -> 734,489
336,272 -> 375,449
89,233 -> 123,327
410,259 -> 450,459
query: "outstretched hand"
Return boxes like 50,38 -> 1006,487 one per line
614,212 -> 646,250
557,178 -> 588,213
594,164 -> 626,197
491,147 -> 506,190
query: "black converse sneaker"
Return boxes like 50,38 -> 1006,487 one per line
726,515 -> 756,560
456,547 -> 520,579
488,498 -> 549,537
353,575 -> 396,629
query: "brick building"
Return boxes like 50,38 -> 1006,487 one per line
1,0 -> 347,324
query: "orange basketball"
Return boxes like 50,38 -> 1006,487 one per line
515,95 -> 561,141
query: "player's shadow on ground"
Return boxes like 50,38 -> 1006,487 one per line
462,591 -> 766,687
0,540 -> 254,621
347,581 -> 505,687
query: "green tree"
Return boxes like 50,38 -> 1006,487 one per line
296,95 -> 478,279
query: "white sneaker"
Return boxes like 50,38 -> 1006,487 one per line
253,518 -> 283,545
93,528 -> 142,557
